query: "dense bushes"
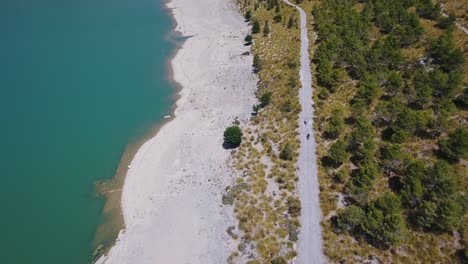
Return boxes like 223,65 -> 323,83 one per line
315,0 -> 466,257
323,108 -> 344,139
279,143 -> 294,161
336,193 -> 406,248
438,128 -> 468,162
224,126 -> 243,147
336,205 -> 365,232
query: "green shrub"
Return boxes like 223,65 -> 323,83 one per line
263,20 -> 270,35
336,205 -> 366,231
327,139 -> 349,165
244,34 -> 253,44
253,54 -> 262,72
361,193 -> 406,248
279,143 -> 294,161
245,10 -> 252,21
438,128 -> 468,161
324,108 -> 344,139
224,126 -> 243,147
260,92 -> 272,107
252,19 -> 261,34
435,198 -> 463,231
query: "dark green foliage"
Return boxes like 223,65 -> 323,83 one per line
453,88 -> 468,109
324,108 -> 345,139
253,54 -> 262,72
287,16 -> 295,29
266,0 -> 279,11
280,99 -> 293,113
288,76 -> 297,88
401,160 -> 427,206
397,13 -> 424,47
244,34 -> 253,45
367,0 -> 423,46
263,20 -> 270,35
334,167 -> 350,184
355,139 -> 377,161
410,69 -> 433,109
223,126 -> 242,147
260,92 -> 272,107
415,200 -> 438,228
438,128 -> 468,161
336,205 -> 366,232
273,14 -> 282,23
420,67 -> 463,109
401,159 -> 464,232
252,104 -> 260,114
380,143 -> 410,173
287,59 -> 297,69
435,198 -> 463,231
361,193 -> 406,248
222,194 -> 234,205
367,35 -> 403,71
312,0 -> 466,253
252,19 -> 261,34
350,157 -> 379,194
376,96 -> 405,126
316,56 -> 335,90
385,72 -> 403,96
416,0 -> 441,20
393,109 -> 423,137
350,115 -> 376,147
429,31 -> 465,73
425,161 -> 456,200
436,13 -> 456,29
327,139 -> 349,165
390,128 -> 410,143
245,10 -> 252,21
279,143 -> 294,161
430,69 -> 452,98
353,74 -> 379,106
414,197 -> 463,232
318,87 -> 329,100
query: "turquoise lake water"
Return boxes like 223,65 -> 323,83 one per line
0,0 -> 176,263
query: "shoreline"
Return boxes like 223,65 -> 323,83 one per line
91,2 -> 186,259
96,0 -> 257,263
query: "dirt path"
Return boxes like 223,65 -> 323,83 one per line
282,1 -> 325,263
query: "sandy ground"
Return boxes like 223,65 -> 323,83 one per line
97,0 -> 256,263
282,1 -> 325,263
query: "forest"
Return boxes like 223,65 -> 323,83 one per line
311,0 -> 467,262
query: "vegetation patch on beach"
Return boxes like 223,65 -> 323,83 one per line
226,0 -> 466,263
225,0 -> 304,263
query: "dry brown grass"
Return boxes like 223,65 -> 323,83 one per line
226,1 -> 305,263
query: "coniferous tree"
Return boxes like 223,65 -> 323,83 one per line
287,16 -> 294,29
263,20 -> 270,36
252,19 -> 261,34
244,10 -> 252,21
253,54 -> 262,72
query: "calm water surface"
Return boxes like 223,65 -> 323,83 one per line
0,0 -> 175,263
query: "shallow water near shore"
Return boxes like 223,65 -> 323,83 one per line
0,0 -> 176,263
